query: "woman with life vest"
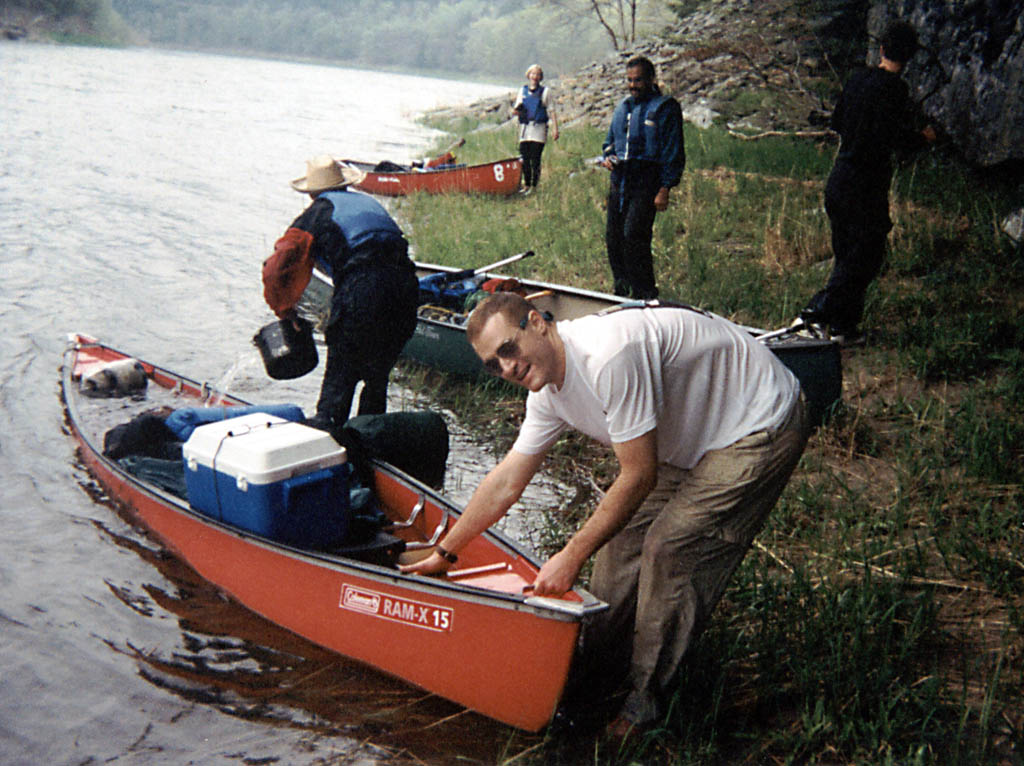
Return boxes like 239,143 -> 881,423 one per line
511,64 -> 559,194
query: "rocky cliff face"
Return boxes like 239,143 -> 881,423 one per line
456,0 -> 1022,170
877,1 -> 1023,167
550,0 -> 848,135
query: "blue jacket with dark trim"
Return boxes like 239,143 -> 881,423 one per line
602,91 -> 685,189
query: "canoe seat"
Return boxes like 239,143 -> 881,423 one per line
328,530 -> 406,568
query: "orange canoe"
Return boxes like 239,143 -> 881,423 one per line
61,334 -> 605,731
341,157 -> 522,196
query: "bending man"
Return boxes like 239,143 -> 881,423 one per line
262,155 -> 418,430
401,293 -> 811,735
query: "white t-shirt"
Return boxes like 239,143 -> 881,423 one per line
513,86 -> 553,143
512,307 -> 800,470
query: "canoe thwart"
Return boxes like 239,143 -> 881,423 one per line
446,562 -> 511,580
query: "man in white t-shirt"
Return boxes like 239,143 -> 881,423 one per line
401,292 -> 811,737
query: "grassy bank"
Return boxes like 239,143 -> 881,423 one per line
391,123 -> 1023,764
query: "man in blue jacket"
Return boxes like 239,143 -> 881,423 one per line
601,56 -> 685,300
262,156 -> 418,430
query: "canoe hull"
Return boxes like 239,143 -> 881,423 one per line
761,333 -> 842,424
405,310 -> 485,377
344,158 -> 522,196
62,335 -> 604,731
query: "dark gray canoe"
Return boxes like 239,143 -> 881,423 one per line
303,262 -> 842,424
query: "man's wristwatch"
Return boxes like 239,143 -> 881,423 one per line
435,545 -> 458,564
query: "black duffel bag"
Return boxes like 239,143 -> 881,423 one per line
333,411 -> 449,490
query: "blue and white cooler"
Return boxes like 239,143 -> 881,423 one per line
182,412 -> 350,548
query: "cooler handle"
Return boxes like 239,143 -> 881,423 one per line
281,467 -> 338,509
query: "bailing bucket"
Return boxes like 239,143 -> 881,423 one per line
253,317 -> 318,380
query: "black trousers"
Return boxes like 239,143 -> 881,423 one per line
519,140 -> 545,187
805,166 -> 892,333
314,257 -> 418,428
606,163 -> 661,300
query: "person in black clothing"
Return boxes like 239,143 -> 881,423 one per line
798,21 -> 935,346
262,156 -> 418,429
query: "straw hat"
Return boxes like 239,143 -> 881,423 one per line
290,155 -> 366,193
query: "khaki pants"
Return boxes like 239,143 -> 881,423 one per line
583,393 -> 811,724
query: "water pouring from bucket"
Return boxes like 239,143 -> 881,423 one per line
253,316 -> 319,380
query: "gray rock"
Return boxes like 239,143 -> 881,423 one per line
1003,208 -> 1024,244
872,1 -> 1023,167
682,102 -> 720,129
435,1 -> 1023,168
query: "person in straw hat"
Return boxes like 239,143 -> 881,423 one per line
262,155 -> 418,430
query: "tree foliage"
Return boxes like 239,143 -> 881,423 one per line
4,0 -> 129,40
104,0 -> 613,80
537,0 -> 654,50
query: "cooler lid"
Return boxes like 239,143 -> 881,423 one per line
183,413 -> 346,482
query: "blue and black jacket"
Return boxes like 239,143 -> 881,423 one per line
602,91 -> 685,190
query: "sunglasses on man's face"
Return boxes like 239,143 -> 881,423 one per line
481,316 -> 529,376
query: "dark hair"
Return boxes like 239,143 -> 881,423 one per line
626,55 -> 656,81
880,21 -> 919,64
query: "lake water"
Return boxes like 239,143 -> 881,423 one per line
0,42 -> 563,764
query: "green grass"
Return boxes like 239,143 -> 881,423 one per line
390,122 -> 1024,764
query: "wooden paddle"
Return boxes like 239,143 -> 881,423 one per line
524,289 -> 554,301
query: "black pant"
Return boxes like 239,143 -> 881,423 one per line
804,165 -> 891,333
519,141 -> 545,187
606,163 -> 661,300
315,258 -> 418,428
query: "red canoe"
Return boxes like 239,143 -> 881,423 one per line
61,334 -> 605,731
341,157 -> 522,196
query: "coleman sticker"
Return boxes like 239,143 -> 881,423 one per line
339,584 -> 454,632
